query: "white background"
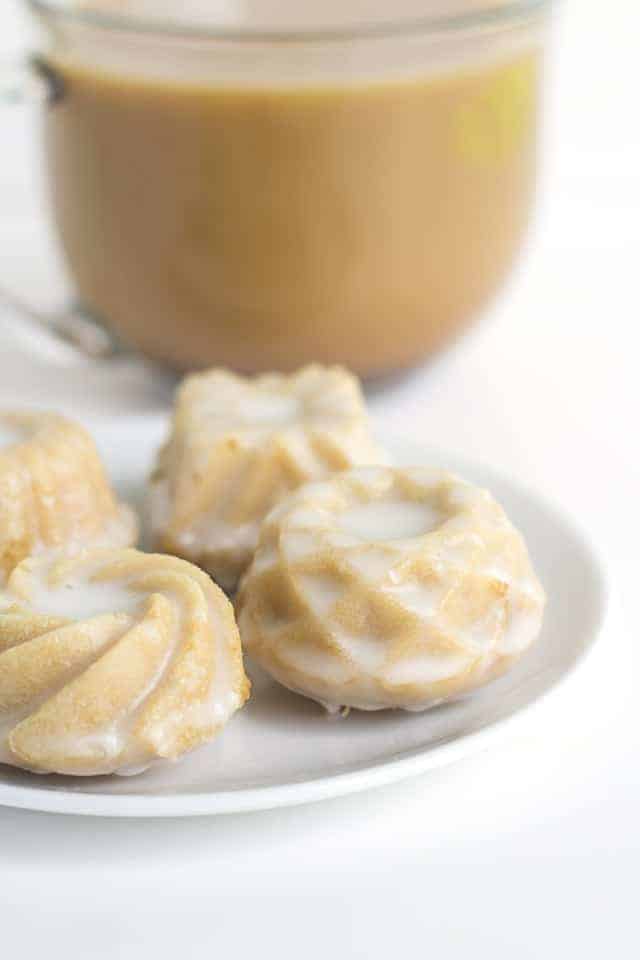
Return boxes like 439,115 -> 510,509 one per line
0,2 -> 639,957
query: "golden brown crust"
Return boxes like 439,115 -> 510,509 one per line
0,411 -> 138,582
238,466 -> 545,712
0,550 -> 249,776
149,365 -> 385,591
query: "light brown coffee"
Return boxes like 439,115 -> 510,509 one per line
44,14 -> 541,374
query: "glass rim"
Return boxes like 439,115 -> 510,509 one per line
27,0 -> 552,44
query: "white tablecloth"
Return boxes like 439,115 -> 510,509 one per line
0,2 -> 638,956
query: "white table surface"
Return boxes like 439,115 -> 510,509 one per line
1,2 -> 638,957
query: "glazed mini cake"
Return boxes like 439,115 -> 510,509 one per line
237,466 -> 545,712
0,411 -> 137,582
0,549 -> 249,776
149,365 -> 385,591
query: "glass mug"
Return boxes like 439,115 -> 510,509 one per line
2,1 -> 552,375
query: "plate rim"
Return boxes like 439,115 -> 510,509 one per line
0,436 -> 610,817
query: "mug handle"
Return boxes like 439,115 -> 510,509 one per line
0,56 -> 120,360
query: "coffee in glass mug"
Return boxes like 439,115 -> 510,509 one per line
22,1 -> 551,373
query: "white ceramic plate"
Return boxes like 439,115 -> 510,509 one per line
0,416 -> 607,817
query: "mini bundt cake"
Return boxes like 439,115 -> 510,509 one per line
149,365 -> 385,591
0,549 -> 249,775
237,466 -> 545,712
0,411 -> 137,582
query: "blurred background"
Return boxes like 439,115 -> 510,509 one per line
1,2 -> 639,957
1,2 -> 637,515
